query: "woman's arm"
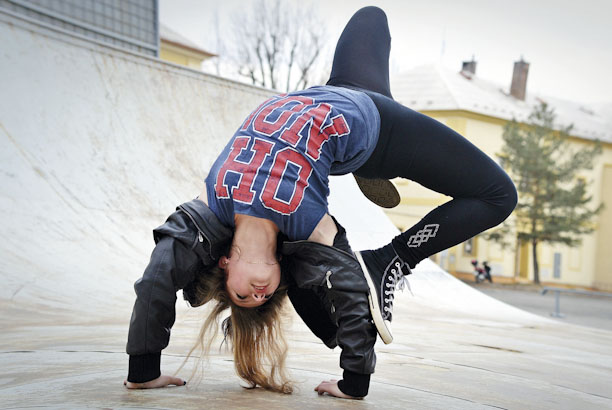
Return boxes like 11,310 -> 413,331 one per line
126,200 -> 232,386
283,218 -> 377,398
126,235 -> 200,384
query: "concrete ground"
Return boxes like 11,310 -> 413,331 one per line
467,281 -> 612,332
2,286 -> 612,410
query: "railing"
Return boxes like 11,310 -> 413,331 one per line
541,287 -> 612,318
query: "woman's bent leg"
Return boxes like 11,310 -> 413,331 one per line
356,93 -> 517,268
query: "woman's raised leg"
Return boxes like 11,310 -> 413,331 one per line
326,6 -> 393,99
356,92 -> 517,269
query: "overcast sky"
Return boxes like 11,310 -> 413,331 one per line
161,0 -> 612,104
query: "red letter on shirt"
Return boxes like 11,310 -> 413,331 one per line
240,95 -> 285,131
260,147 -> 313,214
215,137 -> 274,204
253,96 -> 313,136
309,113 -> 350,160
279,103 -> 350,161
279,103 -> 331,147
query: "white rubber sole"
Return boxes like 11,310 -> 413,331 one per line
354,175 -> 400,209
356,252 -> 393,344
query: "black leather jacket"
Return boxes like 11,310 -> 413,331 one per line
127,199 -> 376,397
281,240 -> 376,396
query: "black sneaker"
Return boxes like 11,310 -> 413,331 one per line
356,244 -> 411,344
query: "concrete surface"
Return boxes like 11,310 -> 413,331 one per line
472,282 -> 612,332
1,9 -> 611,409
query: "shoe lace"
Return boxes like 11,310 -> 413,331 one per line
383,261 -> 413,313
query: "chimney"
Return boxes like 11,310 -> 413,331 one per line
461,57 -> 477,75
460,56 -> 477,79
510,57 -> 529,100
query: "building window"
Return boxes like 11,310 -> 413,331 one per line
0,0 -> 159,56
464,237 -> 475,255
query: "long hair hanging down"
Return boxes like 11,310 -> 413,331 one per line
180,264 -> 293,394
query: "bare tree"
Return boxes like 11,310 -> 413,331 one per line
294,22 -> 324,90
212,8 -> 223,76
228,0 -> 327,92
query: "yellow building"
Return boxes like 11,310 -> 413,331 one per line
159,24 -> 215,69
389,61 -> 612,290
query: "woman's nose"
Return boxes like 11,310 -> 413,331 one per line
253,293 -> 264,300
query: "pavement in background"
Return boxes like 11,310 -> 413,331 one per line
465,281 -> 612,332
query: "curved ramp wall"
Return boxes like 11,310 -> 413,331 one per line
0,11 -> 275,318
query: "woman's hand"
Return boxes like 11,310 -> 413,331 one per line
124,375 -> 186,389
314,379 -> 361,399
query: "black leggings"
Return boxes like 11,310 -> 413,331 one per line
327,6 -> 517,268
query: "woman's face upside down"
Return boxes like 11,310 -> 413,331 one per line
219,251 -> 281,308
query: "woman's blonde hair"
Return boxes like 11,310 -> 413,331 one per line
181,264 -> 293,394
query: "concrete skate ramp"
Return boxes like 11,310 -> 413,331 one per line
1,10 -> 611,410
0,10 -> 274,321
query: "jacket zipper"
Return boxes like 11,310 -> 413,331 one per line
325,270 -> 333,288
179,206 -> 214,255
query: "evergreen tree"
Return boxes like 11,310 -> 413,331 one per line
487,102 -> 603,284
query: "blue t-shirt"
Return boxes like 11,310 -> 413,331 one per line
205,85 -> 380,240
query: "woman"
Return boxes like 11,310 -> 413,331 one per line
124,6 -> 517,399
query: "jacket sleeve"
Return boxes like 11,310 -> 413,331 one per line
126,213 -> 203,382
327,219 -> 377,397
126,202 -> 232,383
325,272 -> 377,397
282,236 -> 377,397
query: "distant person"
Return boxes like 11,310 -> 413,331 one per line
125,6 -> 517,399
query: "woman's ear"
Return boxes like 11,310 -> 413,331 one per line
218,256 -> 229,270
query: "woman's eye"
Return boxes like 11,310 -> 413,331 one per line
236,294 -> 247,300
264,294 -> 273,299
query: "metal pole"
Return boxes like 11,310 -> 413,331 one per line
551,290 -> 565,318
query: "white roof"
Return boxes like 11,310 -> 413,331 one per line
159,23 -> 214,56
391,64 -> 612,143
